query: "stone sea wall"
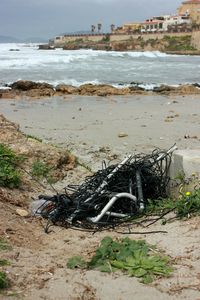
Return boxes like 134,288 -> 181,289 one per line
48,30 -> 200,52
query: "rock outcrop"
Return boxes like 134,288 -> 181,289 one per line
78,84 -> 131,96
55,84 -> 79,94
1,80 -> 200,99
153,84 -> 200,95
8,80 -> 55,98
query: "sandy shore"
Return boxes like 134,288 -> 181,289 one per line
0,94 -> 200,170
1,94 -> 200,299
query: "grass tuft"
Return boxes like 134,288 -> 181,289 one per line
0,271 -> 9,289
0,240 -> 12,251
0,144 -> 22,188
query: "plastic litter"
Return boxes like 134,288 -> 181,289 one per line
34,145 -> 177,232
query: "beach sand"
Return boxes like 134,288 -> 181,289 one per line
0,94 -> 200,170
0,94 -> 200,300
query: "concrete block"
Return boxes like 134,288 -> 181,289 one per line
170,150 -> 200,179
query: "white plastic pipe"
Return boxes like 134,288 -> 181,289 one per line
89,192 -> 137,223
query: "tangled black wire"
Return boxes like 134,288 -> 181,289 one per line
35,146 -> 175,233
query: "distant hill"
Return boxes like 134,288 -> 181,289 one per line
0,35 -> 19,43
23,37 -> 48,43
61,30 -> 95,35
0,35 -> 48,44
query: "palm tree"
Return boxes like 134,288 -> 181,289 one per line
97,23 -> 102,33
110,24 -> 115,32
91,25 -> 96,33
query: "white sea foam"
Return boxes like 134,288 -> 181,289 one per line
0,43 -> 200,87
0,86 -> 11,90
47,79 -> 101,87
127,51 -> 169,58
138,83 -> 160,90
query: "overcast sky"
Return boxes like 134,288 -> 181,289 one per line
1,0 -> 183,39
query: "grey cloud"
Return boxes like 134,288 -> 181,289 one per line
0,0 -> 183,39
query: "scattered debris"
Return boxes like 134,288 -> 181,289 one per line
34,145 -> 177,232
184,135 -> 198,139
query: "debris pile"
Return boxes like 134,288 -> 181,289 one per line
35,146 -> 176,232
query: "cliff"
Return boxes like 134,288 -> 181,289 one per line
47,31 -> 200,54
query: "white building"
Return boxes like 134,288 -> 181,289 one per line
141,14 -> 191,33
141,20 -> 164,33
162,15 -> 191,31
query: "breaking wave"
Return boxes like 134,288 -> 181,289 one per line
0,43 -> 200,86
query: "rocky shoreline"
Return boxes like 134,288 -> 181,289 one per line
1,80 -> 200,99
39,43 -> 200,56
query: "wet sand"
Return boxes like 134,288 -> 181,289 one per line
0,94 -> 200,169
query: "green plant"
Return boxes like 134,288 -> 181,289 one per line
146,38 -> 158,47
26,134 -> 42,142
67,256 -> 87,269
146,188 -> 200,219
146,198 -> 176,214
163,35 -> 196,51
0,239 -> 12,251
31,160 -> 51,179
0,259 -> 10,266
139,40 -> 145,48
67,237 -> 173,284
0,271 -> 9,289
102,35 -> 110,42
174,171 -> 185,182
75,157 -> 92,172
0,144 -> 21,188
176,189 -> 200,218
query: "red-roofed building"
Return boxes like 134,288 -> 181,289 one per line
141,15 -> 191,33
141,19 -> 164,33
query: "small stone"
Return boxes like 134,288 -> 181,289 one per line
16,209 -> 29,217
118,132 -> 128,138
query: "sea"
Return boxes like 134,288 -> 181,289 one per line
1,43 -> 200,90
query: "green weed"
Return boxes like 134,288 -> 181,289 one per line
176,189 -> 200,218
147,188 -> 200,219
75,157 -> 92,172
0,239 -> 12,251
102,35 -> 110,42
26,134 -> 42,143
0,144 -> 21,188
0,271 -> 9,289
67,237 -> 173,284
67,256 -> 87,269
0,260 -> 10,267
31,160 -> 51,179
163,35 -> 196,51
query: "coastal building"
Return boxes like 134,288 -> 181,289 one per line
178,0 -> 200,24
141,15 -> 191,33
120,23 -> 141,33
141,19 -> 164,33
48,1 -> 198,46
